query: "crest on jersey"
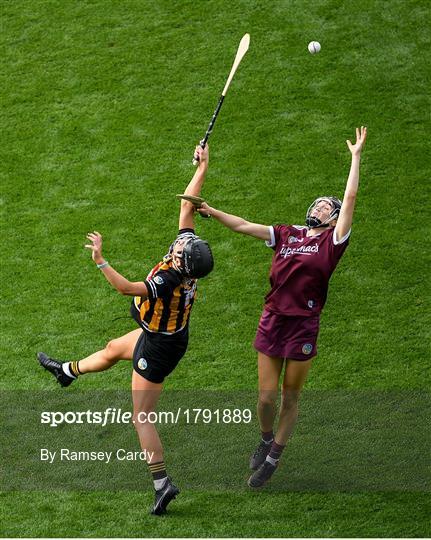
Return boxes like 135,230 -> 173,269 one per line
288,235 -> 303,244
153,275 -> 164,285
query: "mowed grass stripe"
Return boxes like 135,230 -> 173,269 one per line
0,491 -> 430,538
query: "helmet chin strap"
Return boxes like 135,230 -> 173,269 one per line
306,216 -> 331,229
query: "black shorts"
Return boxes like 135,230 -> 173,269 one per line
132,327 -> 189,384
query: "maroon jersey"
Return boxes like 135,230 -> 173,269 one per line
264,225 -> 350,316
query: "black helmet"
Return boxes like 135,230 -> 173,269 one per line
182,237 -> 214,279
305,196 -> 342,228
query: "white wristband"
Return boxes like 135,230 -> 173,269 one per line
97,261 -> 109,269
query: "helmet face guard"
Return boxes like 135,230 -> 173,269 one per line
305,196 -> 342,228
177,237 -> 214,279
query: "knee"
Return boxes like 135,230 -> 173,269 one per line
258,390 -> 278,408
132,403 -> 155,425
132,410 -> 146,428
280,389 -> 300,412
104,339 -> 121,361
132,409 -> 150,428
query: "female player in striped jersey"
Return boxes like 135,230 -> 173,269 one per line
37,144 -> 213,515
198,127 -> 367,488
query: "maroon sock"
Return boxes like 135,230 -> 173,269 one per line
261,430 -> 274,443
268,441 -> 286,462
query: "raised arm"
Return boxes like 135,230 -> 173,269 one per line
85,232 -> 148,297
198,203 -> 271,241
178,144 -> 209,230
335,126 -> 367,242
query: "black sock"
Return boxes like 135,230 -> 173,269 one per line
69,361 -> 82,377
148,460 -> 167,490
62,362 -> 79,379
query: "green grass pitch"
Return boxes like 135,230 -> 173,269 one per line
1,0 -> 430,537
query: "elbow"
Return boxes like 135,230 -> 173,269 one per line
234,219 -> 250,234
117,286 -> 129,296
119,281 -> 147,297
117,282 -> 134,296
343,192 -> 357,202
181,201 -> 195,214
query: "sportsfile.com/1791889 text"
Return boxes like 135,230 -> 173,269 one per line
40,408 -> 252,427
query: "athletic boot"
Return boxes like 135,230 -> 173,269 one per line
37,352 -> 75,387
249,440 -> 272,470
151,478 -> 180,516
248,461 -> 277,488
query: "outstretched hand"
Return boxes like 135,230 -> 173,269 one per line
85,231 -> 104,264
346,126 -> 367,156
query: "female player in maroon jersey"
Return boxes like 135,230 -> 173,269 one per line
37,144 -> 213,514
198,127 -> 367,487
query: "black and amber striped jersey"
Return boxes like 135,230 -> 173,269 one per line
131,255 -> 197,335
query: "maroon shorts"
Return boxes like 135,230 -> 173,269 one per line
254,309 -> 320,361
